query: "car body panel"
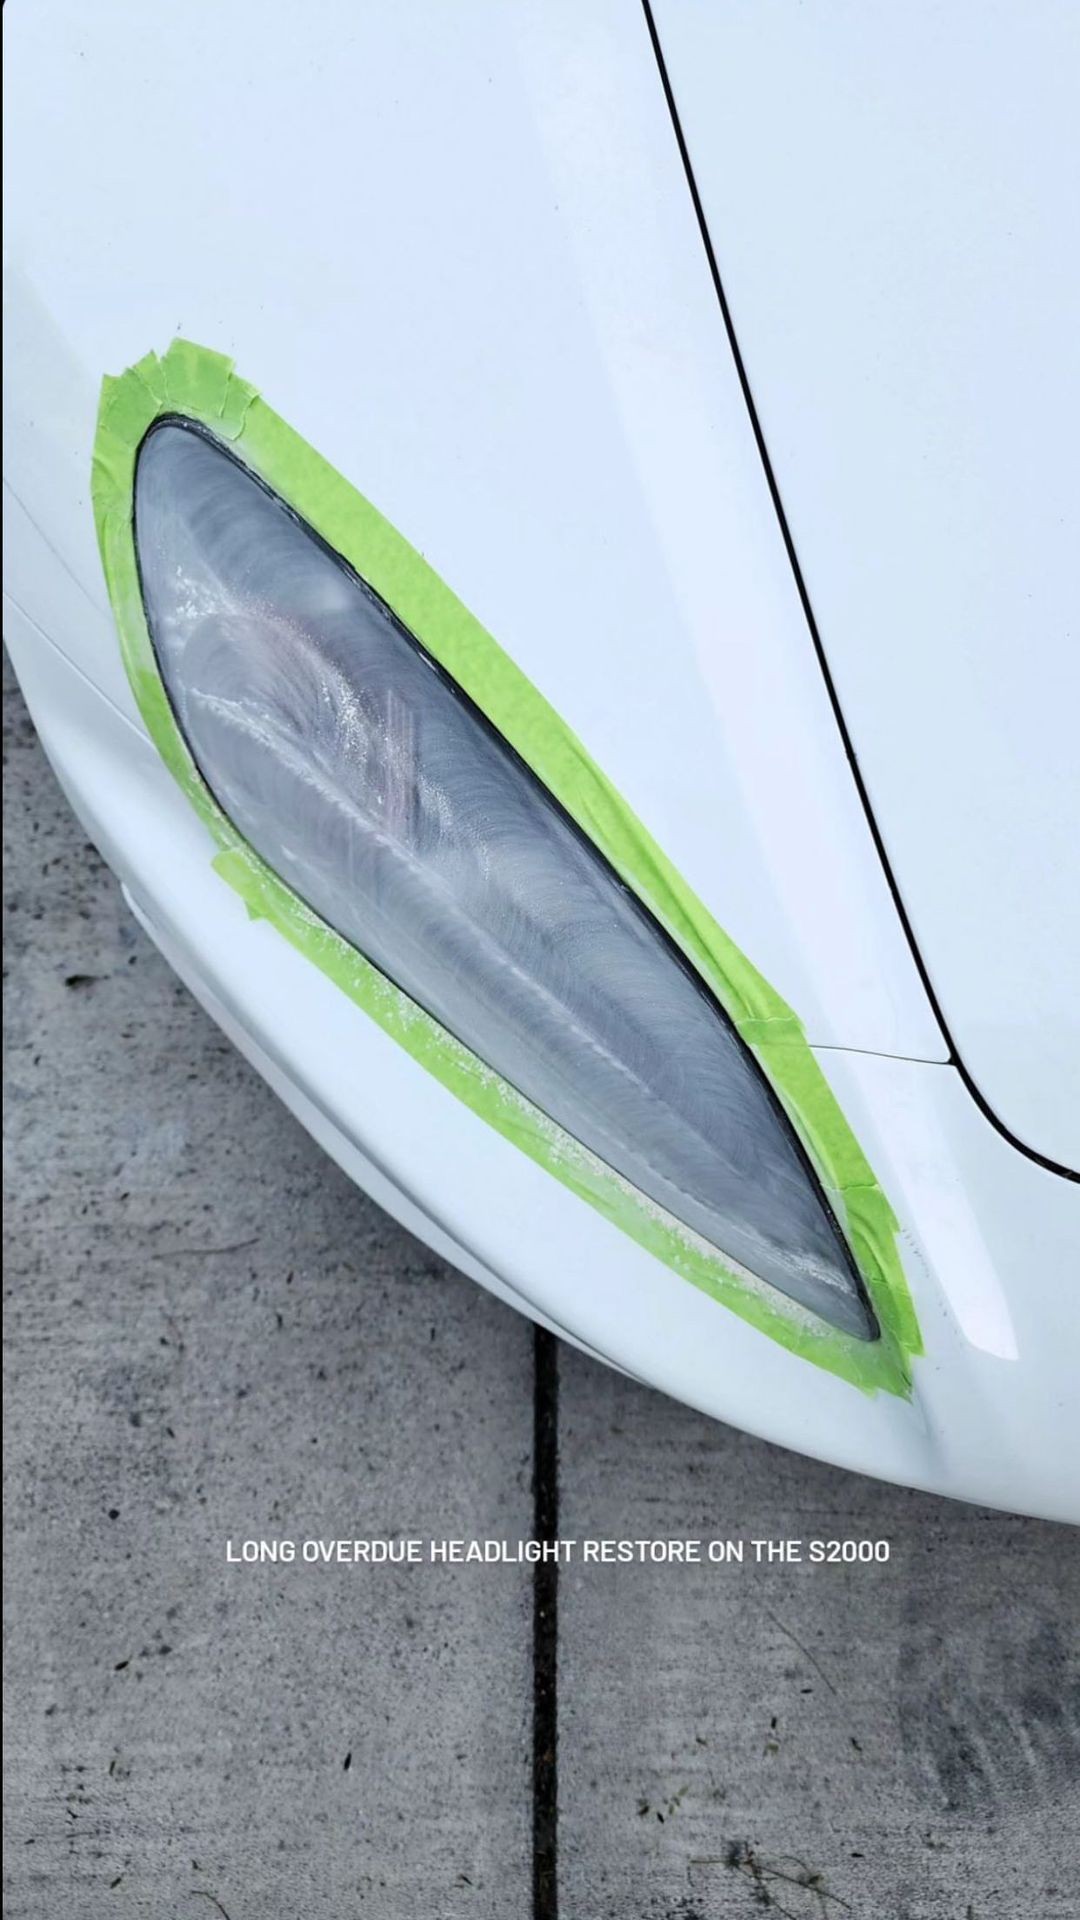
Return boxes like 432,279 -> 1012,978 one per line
2,0 -> 943,1064
7,608 -> 1078,1519
5,0 -> 1078,1516
651,0 -> 1080,1170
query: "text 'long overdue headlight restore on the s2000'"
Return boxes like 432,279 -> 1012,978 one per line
93,342 -> 922,1397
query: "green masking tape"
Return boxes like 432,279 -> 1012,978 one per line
92,338 -> 922,1397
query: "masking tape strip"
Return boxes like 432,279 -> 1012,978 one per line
92,339 -> 922,1396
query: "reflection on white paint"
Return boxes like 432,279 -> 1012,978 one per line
833,1055 -> 1020,1363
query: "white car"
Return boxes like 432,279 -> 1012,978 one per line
4,2 -> 1078,1520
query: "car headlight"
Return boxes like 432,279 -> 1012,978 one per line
133,416 -> 874,1339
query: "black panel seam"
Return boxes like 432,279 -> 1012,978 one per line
640,0 -> 1077,1185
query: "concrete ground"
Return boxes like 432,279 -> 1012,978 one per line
4,660 -> 1079,1920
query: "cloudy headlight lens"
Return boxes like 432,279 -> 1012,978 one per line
134,420 -> 873,1339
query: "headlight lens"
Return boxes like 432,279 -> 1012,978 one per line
135,420 -> 873,1339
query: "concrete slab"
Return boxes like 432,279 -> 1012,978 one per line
6,657 -> 1080,1920
3,670 -> 534,1918
557,1344 -> 1080,1919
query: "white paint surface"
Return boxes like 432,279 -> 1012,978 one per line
653,0 -> 1080,1167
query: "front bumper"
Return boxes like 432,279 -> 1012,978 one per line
6,593 -> 1078,1522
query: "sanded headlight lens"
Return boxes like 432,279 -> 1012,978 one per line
135,420 -> 873,1338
